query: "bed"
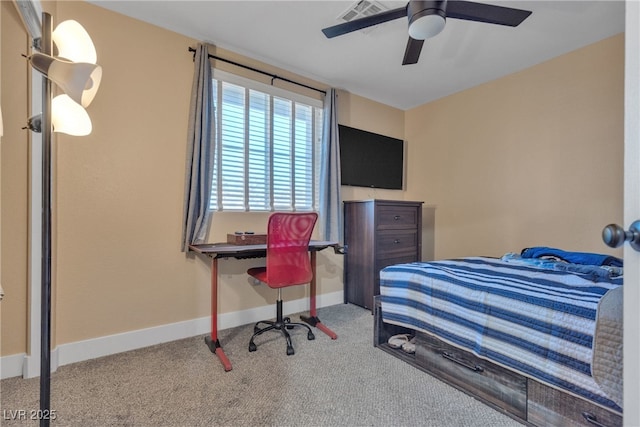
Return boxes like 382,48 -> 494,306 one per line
375,248 -> 623,427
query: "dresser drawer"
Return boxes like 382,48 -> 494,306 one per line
376,230 -> 419,257
376,205 -> 420,229
528,380 -> 621,427
415,332 -> 527,420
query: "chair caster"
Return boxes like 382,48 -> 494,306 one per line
286,346 -> 295,356
249,342 -> 257,352
308,331 -> 315,340
284,317 -> 294,329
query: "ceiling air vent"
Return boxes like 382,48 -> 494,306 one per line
337,0 -> 389,33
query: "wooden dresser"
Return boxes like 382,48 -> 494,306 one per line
343,199 -> 423,310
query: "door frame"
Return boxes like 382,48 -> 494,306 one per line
624,1 -> 640,424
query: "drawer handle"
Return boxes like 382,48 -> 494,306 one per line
442,351 -> 484,373
394,215 -> 400,220
582,412 -> 609,427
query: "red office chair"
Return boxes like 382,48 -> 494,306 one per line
248,212 -> 318,355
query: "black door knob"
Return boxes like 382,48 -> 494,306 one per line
602,220 -> 640,251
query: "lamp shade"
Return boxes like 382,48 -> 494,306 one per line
52,20 -> 97,64
52,95 -> 92,136
30,52 -> 102,107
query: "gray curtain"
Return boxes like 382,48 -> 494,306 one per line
181,43 -> 215,252
319,88 -> 343,244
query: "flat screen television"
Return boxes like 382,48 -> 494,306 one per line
339,125 -> 404,190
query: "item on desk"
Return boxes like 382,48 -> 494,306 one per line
227,232 -> 267,245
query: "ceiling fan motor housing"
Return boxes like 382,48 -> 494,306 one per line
408,0 -> 447,40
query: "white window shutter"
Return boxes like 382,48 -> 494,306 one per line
210,72 -> 323,212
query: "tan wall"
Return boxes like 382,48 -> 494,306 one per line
1,1 -> 31,356
405,34 -> 624,260
336,91 -> 406,202
50,1 -> 201,345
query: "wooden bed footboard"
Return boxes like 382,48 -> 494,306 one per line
373,296 -> 622,427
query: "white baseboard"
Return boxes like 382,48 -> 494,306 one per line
1,353 -> 27,380
21,347 -> 59,379
1,291 -> 343,379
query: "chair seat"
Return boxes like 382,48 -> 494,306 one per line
247,266 -> 267,283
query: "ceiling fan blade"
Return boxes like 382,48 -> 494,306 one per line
402,37 -> 424,65
446,1 -> 532,27
322,6 -> 408,38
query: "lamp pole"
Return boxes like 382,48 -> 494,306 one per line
26,12 -> 99,425
39,12 -> 53,427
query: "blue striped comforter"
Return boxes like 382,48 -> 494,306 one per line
379,257 -> 623,412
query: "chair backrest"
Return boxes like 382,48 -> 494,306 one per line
265,212 -> 318,288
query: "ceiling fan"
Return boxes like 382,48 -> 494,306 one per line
322,0 -> 532,65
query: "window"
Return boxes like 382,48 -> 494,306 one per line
210,70 -> 324,212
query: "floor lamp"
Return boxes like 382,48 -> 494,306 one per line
25,12 -> 102,426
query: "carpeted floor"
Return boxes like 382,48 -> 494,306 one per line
1,304 -> 523,426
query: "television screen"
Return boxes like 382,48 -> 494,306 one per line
339,125 -> 404,190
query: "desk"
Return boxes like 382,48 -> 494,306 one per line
189,240 -> 339,372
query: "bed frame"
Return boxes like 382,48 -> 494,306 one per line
373,296 -> 622,427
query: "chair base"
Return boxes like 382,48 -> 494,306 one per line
249,299 -> 315,355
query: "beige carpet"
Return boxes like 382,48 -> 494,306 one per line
1,303 -> 522,426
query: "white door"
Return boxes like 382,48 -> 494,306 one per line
624,1 -> 640,425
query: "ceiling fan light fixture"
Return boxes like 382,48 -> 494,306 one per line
408,9 -> 446,40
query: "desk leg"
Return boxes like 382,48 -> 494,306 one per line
300,251 -> 337,340
204,256 -> 232,371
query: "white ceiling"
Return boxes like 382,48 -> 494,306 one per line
88,1 -> 625,110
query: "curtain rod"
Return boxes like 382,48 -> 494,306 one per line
188,47 -> 326,95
